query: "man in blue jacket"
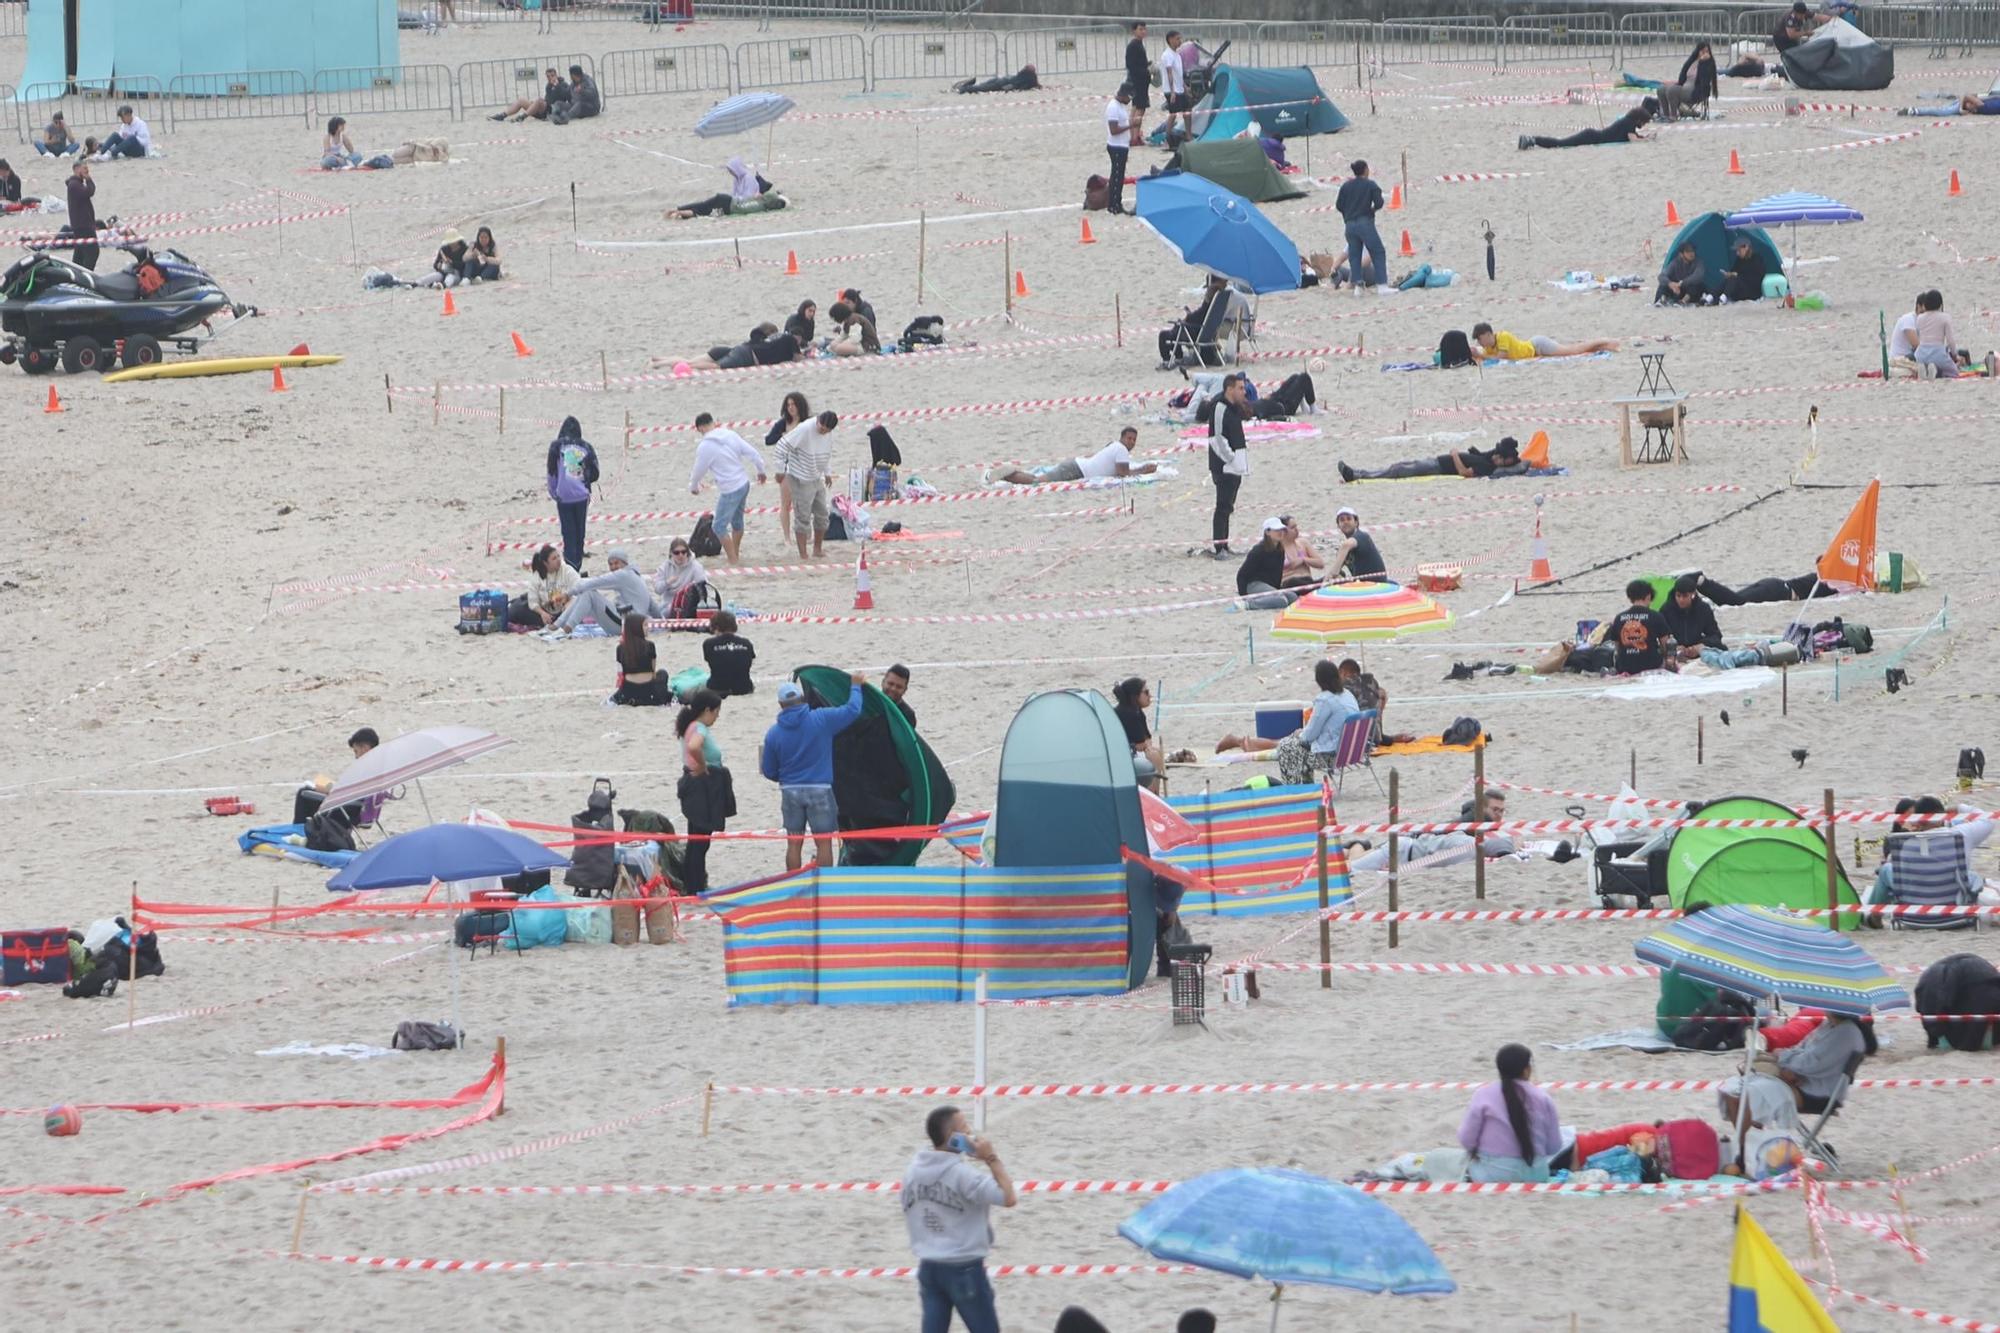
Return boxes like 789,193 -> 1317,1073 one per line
761,673 -> 868,872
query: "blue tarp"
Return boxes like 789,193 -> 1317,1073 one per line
238,823 -> 359,870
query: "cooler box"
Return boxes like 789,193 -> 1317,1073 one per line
1255,707 -> 1304,741
2,927 -> 71,986
457,589 -> 510,635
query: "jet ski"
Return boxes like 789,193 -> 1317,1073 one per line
0,235 -> 245,374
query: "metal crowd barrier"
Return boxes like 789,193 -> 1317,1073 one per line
16,77 -> 169,146
455,52 -> 597,110
166,70 -> 313,127
869,30 -> 1002,83
312,64 -> 460,119
1500,12 -> 1618,67
733,32 -> 869,89
1373,18 -> 1502,70
598,42 -> 735,97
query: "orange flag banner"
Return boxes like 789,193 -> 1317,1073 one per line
1815,478 -> 1879,590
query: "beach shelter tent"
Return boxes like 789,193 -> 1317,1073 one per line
1192,65 -> 1348,141
993,690 -> 1156,991
1780,17 -> 1893,91
1666,795 -> 1858,914
795,665 -> 954,867
16,0 -> 398,96
1174,139 -> 1306,203
1660,212 -> 1784,288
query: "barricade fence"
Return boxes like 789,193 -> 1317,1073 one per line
166,70 -> 313,126
1615,8 -> 1738,58
454,52 -> 598,112
1499,11 -> 1619,67
0,0 -> 22,39
869,29 -> 1001,83
597,43 -> 735,99
734,32 -> 870,89
1374,17 -> 1502,69
312,64 -> 459,119
15,78 -> 169,146
1253,20 -> 1374,90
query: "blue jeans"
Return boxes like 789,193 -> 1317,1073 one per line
1698,646 -> 1763,669
780,784 -> 838,835
36,142 -> 77,157
101,132 -> 146,158
1344,218 -> 1386,288
321,152 -> 363,169
556,500 -> 588,571
917,1259 -> 999,1333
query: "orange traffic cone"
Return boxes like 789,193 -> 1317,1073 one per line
1727,148 -> 1745,175
1014,269 -> 1031,298
852,548 -> 874,611
271,365 -> 289,393
1398,229 -> 1415,258
288,343 -> 310,356
511,331 -> 534,358
1525,512 -> 1554,584
1665,200 -> 1681,227
1949,168 -> 1963,197
783,249 -> 800,276
1079,216 -> 1096,245
441,289 -> 458,317
43,384 -> 62,414
1388,183 -> 1403,211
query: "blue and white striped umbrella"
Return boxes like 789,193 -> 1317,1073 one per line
1635,904 -> 1909,1017
1723,192 -> 1864,227
694,92 -> 795,139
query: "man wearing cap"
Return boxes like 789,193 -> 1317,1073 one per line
762,672 -> 869,872
1338,435 -> 1521,484
1237,518 -> 1299,609
1659,575 -> 1725,660
550,548 -> 654,635
1331,507 -> 1386,580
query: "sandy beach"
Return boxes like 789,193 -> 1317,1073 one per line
4,10 -> 1999,1328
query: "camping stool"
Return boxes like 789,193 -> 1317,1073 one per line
1168,942 -> 1213,1025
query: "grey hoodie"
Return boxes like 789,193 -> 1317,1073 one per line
901,1149 -> 1005,1262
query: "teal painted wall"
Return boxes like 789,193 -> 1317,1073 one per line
18,0 -> 398,91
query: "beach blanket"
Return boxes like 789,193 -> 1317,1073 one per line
1603,666 -> 1777,701
1372,734 -> 1485,757
237,823 -> 359,869
1546,1027 -> 1733,1054
1176,421 -> 1320,441
257,1041 -> 403,1060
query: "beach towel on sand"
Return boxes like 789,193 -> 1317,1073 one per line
238,823 -> 359,869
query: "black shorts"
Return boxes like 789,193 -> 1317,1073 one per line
1165,92 -> 1191,113
1128,85 -> 1151,110
1797,1091 -> 1834,1116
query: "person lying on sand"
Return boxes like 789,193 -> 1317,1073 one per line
668,323 -> 803,371
1338,434 -> 1523,482
990,425 -> 1159,484
953,65 -> 1039,94
1898,94 -> 2000,115
1472,322 -> 1620,359
666,156 -> 787,219
1518,97 -> 1656,150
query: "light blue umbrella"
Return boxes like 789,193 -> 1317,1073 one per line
1120,1167 -> 1453,1327
1136,172 -> 1301,294
1723,192 -> 1864,267
1634,903 -> 1909,1017
694,92 -> 795,139
326,822 -> 568,892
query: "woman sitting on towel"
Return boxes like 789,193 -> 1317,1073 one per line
1278,515 -> 1324,588
611,612 -> 671,706
321,116 -> 362,170
652,541 -> 710,622
508,543 -> 580,628
464,226 -> 502,282
666,156 -> 786,219
432,229 -> 471,287
826,301 -> 881,357
1113,677 -> 1165,792
1459,1043 -> 1562,1183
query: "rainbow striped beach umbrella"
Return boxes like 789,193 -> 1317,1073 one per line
1634,904 -> 1909,1017
1268,581 -> 1454,644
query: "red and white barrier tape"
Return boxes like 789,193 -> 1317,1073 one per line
1815,1286 -> 2000,1333
273,1253 -> 1195,1279
1329,810 -> 1980,835
713,1076 -> 1998,1099
1313,904 -> 2000,925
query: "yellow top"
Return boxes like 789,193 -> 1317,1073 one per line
1487,330 -> 1537,361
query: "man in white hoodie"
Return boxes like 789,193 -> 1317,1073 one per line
902,1105 -> 1017,1333
687,412 -> 767,565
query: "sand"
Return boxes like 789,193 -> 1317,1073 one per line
4,11 -> 1999,1329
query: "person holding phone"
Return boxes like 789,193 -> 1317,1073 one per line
902,1105 -> 1017,1333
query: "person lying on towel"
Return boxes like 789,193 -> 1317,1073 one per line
1338,434 -> 1525,483
991,426 -> 1159,484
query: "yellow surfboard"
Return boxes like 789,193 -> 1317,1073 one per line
102,354 -> 344,383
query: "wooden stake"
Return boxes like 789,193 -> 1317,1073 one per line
1003,230 -> 1012,315
1782,664 -> 1790,715
917,208 -> 927,303
1114,293 -> 1123,348
733,237 -> 742,270
290,1182 -> 313,1256
347,208 -> 359,270
1823,788 -> 1841,932
600,350 -> 609,391
495,1036 -> 507,1114
1629,746 -> 1637,789
700,1080 -> 715,1137
1399,149 -> 1409,208
432,380 -> 441,428
1315,801 -> 1332,989
1697,714 -> 1704,765
383,372 -> 392,414
498,387 -> 506,437
548,243 -> 554,288
1472,746 -> 1487,900
1387,769 -> 1401,949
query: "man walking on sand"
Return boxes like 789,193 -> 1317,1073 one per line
774,410 -> 839,559
903,1105 -> 1017,1333
1124,21 -> 1152,142
761,674 -> 867,872
688,412 -> 766,566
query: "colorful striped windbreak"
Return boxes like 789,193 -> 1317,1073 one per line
939,784 -> 1352,918
705,864 -> 1134,1007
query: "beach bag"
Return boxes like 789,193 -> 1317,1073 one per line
1842,623 -> 1873,654
456,589 -> 509,635
688,513 -> 723,559
564,893 -> 614,945
304,810 -> 356,853
564,785 -> 618,896
900,317 -> 945,351
830,495 -> 871,542
362,154 -> 394,170
1658,1119 -> 1720,1179
502,885 -> 569,950
609,867 -> 643,946
1441,716 -> 1483,747
1083,174 -> 1110,211
2,927 -> 70,986
392,1020 -> 460,1050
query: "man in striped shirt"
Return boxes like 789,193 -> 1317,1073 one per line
774,410 -> 840,559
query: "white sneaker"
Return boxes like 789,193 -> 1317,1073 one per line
1374,284 -> 1396,294
443,272 -> 461,288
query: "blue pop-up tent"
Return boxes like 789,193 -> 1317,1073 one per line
1661,211 -> 1785,290
1193,65 -> 1349,141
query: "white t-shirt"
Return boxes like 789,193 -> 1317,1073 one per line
1076,440 -> 1133,479
1105,99 -> 1132,148
1889,311 -> 1918,357
1157,47 -> 1186,96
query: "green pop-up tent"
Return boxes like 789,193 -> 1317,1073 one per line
1171,139 -> 1305,204
795,665 -> 954,867
1666,795 -> 1858,916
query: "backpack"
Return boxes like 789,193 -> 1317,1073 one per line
900,317 -> 945,351
1672,990 -> 1755,1051
1084,174 -> 1110,212
688,513 -> 723,559
304,810 -> 356,852
830,494 -> 871,542
391,1020 -> 461,1050
1438,329 -> 1474,368
1657,1119 -> 1720,1179
1441,716 -> 1483,747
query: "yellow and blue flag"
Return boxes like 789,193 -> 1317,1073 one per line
1728,1204 -> 1837,1332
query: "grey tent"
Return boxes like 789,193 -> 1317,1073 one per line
1780,17 -> 1893,91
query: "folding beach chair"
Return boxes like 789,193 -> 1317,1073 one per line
1214,285 -> 1259,362
1884,830 -> 1981,932
1795,1049 -> 1866,1172
1325,709 -> 1380,797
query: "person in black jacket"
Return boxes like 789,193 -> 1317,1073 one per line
1157,274 -> 1230,368
1720,234 -> 1770,303
65,160 -> 99,270
1520,98 -> 1656,149
1236,518 -> 1297,608
1658,42 -> 1718,119
1334,160 -> 1388,296
1660,575 -> 1725,659
1123,22 -> 1152,140
1206,374 -> 1249,559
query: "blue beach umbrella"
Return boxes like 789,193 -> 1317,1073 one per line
1723,191 -> 1864,266
1120,1167 -> 1453,1326
1136,172 -> 1301,294
326,822 -> 569,892
694,92 -> 795,139
1634,903 -> 1909,1017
